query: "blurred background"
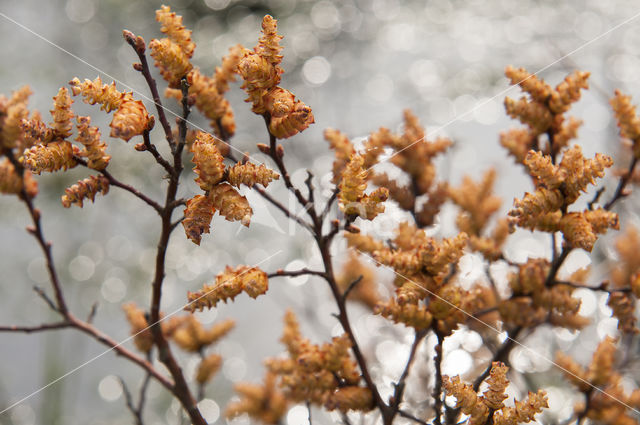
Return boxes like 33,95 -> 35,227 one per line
1,0 -> 640,424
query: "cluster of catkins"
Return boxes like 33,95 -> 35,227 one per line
232,310 -> 374,420
6,4 -> 640,425
443,362 -> 548,425
123,303 -> 233,386
556,337 -> 640,425
0,76 -> 150,207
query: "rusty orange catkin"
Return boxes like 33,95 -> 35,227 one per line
61,175 -> 110,208
185,266 -> 268,312
227,161 -> 279,188
75,116 -> 110,170
190,131 -> 225,192
21,141 -> 78,174
209,183 -> 252,226
49,87 -> 74,139
155,5 -> 195,59
149,37 -> 193,88
182,194 -> 215,245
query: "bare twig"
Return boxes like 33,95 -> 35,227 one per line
388,330 -> 428,423
74,156 -> 163,213
141,129 -> 176,177
123,30 -> 174,148
146,76 -> 207,425
267,268 -> 326,279
0,322 -> 72,333
342,275 -> 363,302
32,286 -> 58,312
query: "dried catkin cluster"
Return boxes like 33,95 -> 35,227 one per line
69,77 -> 151,142
336,252 -> 381,309
0,158 -> 38,197
502,66 -> 589,161
611,90 -> 640,158
605,226 -> 640,333
330,110 -> 451,227
556,337 -> 640,425
75,116 -> 110,170
165,43 -> 243,138
226,372 -> 288,424
498,259 -> 587,329
183,131 -> 279,244
338,154 -> 389,220
185,265 -> 269,312
444,362 -> 548,425
122,305 -> 231,386
449,168 -> 509,261
61,175 -> 109,208
508,146 -> 618,252
346,221 -> 477,335
148,5 -> 194,88
259,311 -> 373,413
1,86 -> 36,151
238,16 -> 314,139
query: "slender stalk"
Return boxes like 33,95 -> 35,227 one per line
147,78 -> 206,425
74,156 -> 163,213
0,322 -> 71,333
388,330 -> 427,423
432,329 -> 445,425
123,30 -> 174,148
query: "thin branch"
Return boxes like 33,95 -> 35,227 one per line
123,30 -> 174,148
587,187 -> 605,210
6,152 -> 68,315
604,156 -> 638,211
342,275 -> 363,302
320,187 -> 340,221
389,330 -> 427,421
398,409 -> 430,425
119,376 -> 144,425
267,268 -> 326,279
432,329 -> 444,425
75,156 -> 163,213
147,76 -> 207,425
140,130 -> 176,177
0,322 -> 72,333
32,286 -> 58,312
252,185 -> 314,232
472,327 -> 523,391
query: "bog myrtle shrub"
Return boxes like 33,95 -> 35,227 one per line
1,6 -> 639,425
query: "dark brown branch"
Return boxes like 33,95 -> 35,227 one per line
0,322 -> 72,333
473,327 -> 523,391
576,388 -> 593,425
604,156 -> 638,211
388,330 -> 427,422
431,329 -> 444,425
342,275 -> 363,301
267,268 -> 326,279
263,116 -> 316,223
33,286 -> 58,312
141,129 -> 176,177
74,156 -> 163,213
123,30 -> 174,148
119,377 -> 144,425
253,185 -> 314,232
587,187 -> 605,210
147,77 -> 207,425
67,313 -> 173,391
6,152 -> 69,315
320,187 -> 340,221
398,409 -> 430,425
